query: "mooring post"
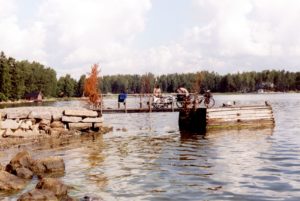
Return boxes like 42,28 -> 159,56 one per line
171,98 -> 174,112
140,94 -> 142,109
149,95 -> 152,112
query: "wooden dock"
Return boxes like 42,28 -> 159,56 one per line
179,104 -> 275,133
102,108 -> 180,114
206,105 -> 274,129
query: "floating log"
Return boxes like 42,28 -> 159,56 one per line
179,104 -> 275,133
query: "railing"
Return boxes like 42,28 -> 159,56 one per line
88,93 -> 202,114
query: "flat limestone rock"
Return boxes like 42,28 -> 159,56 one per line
1,119 -> 20,130
64,109 -> 98,117
62,116 -> 82,123
6,111 -> 29,119
28,111 -> 52,120
82,117 -> 103,123
52,111 -> 63,121
69,123 -> 92,130
0,170 -> 27,191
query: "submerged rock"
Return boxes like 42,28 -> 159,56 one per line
0,170 -> 27,190
32,156 -> 65,174
16,167 -> 34,179
17,189 -> 58,201
36,178 -> 68,199
5,151 -> 34,175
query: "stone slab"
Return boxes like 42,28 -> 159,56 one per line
82,117 -> 103,123
64,109 -> 98,117
62,116 -> 82,123
68,123 -> 92,130
28,111 -> 52,120
7,111 -> 29,119
1,119 -> 20,130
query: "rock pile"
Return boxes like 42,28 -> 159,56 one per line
0,151 -> 74,200
0,107 -> 104,139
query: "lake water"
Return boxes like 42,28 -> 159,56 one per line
0,93 -> 300,201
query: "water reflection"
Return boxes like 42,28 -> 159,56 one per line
1,94 -> 300,200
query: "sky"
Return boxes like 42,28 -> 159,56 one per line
0,0 -> 300,79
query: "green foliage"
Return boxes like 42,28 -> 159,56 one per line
57,74 -> 77,97
0,92 -> 8,101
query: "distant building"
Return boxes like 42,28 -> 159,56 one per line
257,89 -> 264,93
25,91 -> 43,102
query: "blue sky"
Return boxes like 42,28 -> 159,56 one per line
0,0 -> 299,79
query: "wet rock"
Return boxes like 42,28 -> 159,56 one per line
32,157 -> 65,174
5,151 -> 34,174
28,111 -> 52,121
93,123 -> 103,130
80,195 -> 104,201
99,126 -> 113,134
16,167 -> 34,179
0,170 -> 27,190
39,120 -> 51,134
36,178 -> 68,199
82,117 -> 103,123
62,116 -> 82,123
1,119 -> 20,130
68,123 -> 92,130
17,129 -> 42,138
64,109 -> 98,117
51,121 -> 65,129
17,189 -> 58,201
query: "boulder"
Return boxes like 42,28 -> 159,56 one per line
20,120 -> 33,130
5,151 -> 34,174
0,163 -> 3,170
32,157 -> 65,174
52,111 -> 63,121
0,170 -> 27,190
16,167 -> 34,179
82,117 -> 103,123
17,189 -> 58,201
39,120 -> 51,134
1,119 -> 20,130
93,123 -> 103,128
68,123 -> 92,130
2,128 -> 14,138
64,109 -> 98,117
28,111 -> 52,120
50,121 -> 65,129
6,111 -> 29,119
62,116 -> 82,123
36,178 -> 68,199
13,129 -> 42,138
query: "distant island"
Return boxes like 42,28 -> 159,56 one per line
0,51 -> 299,102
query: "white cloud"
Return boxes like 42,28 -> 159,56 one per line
0,0 -> 300,79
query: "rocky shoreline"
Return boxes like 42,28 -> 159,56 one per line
1,151 -> 79,200
0,107 -> 112,150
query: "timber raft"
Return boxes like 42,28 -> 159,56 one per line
179,104 -> 275,133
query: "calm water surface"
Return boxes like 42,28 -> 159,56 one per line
0,94 -> 300,201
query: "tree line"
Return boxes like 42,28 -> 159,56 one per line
0,51 -> 299,101
101,70 -> 300,94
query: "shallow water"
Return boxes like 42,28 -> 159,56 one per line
1,93 -> 300,200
